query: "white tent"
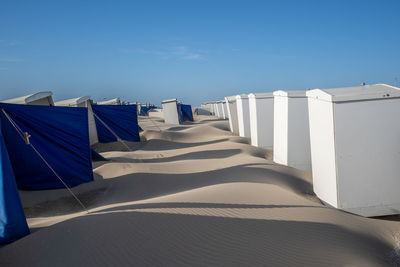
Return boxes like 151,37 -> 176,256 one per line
97,98 -> 121,105
249,92 -> 274,149
236,94 -> 251,138
225,96 -> 239,135
1,91 -> 54,106
273,90 -> 311,170
162,99 -> 180,124
307,83 -> 400,217
55,96 -> 99,145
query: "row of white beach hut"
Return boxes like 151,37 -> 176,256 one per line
206,83 -> 400,217
201,101 -> 228,119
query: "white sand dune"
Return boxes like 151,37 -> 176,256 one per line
1,115 -> 400,266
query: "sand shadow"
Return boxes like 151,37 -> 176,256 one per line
108,149 -> 242,163
4,212 -> 395,266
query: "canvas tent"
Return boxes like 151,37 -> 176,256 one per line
97,98 -> 121,105
1,91 -> 54,106
307,84 -> 400,216
162,99 -> 194,124
273,90 -> 311,170
91,104 -> 140,143
0,102 -> 95,243
55,96 -> 99,145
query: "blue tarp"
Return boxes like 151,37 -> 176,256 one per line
0,103 -> 94,190
0,119 -> 30,244
91,148 -> 109,161
92,105 -> 140,143
177,104 -> 194,123
139,106 -> 155,116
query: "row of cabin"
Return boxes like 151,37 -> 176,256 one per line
206,84 -> 400,217
201,101 -> 228,119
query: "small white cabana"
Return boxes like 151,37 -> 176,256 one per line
1,91 -> 54,106
97,98 -> 121,105
222,101 -> 228,119
225,96 -> 239,135
273,90 -> 311,170
307,83 -> 400,216
216,101 -> 224,119
236,94 -> 251,138
249,92 -> 274,149
55,96 -> 99,145
162,99 -> 180,124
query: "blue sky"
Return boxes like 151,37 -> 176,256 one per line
0,0 -> 399,106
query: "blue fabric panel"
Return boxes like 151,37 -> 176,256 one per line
180,104 -> 194,122
0,103 -> 94,190
139,106 -> 155,116
92,105 -> 140,143
177,104 -> 194,123
177,104 -> 184,123
91,148 -> 109,161
0,119 -> 30,244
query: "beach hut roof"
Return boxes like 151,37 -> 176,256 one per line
235,94 -> 249,100
55,96 -> 91,106
162,99 -> 178,104
97,98 -> 121,105
249,92 -> 274,99
0,91 -> 53,104
273,90 -> 307,98
306,83 -> 400,102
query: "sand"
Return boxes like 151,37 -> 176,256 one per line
1,115 -> 400,266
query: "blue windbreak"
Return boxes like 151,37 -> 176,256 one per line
139,106 -> 155,116
0,119 -> 30,244
0,103 -> 94,190
92,104 -> 140,143
177,104 -> 194,123
91,148 -> 108,161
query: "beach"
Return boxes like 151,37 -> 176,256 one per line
1,115 -> 400,266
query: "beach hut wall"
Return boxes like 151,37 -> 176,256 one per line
249,92 -> 274,149
273,90 -> 311,170
307,83 -> 400,216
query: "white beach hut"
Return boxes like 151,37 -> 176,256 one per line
162,99 -> 180,124
307,84 -> 400,217
97,98 -> 121,105
214,102 -> 220,117
236,94 -> 251,138
222,101 -> 228,119
216,101 -> 225,118
273,90 -> 311,170
55,96 -> 99,145
1,91 -> 54,106
225,96 -> 239,135
249,92 -> 274,149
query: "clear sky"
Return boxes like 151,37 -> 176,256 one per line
0,0 -> 399,106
